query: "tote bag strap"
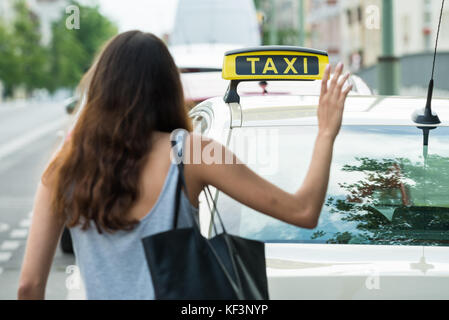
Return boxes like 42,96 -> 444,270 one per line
170,130 -> 244,299
203,186 -> 245,294
171,130 -> 197,229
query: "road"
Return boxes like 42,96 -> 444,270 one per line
0,100 -> 83,300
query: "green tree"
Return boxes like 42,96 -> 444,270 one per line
12,0 -> 48,93
49,0 -> 118,90
253,0 -> 270,45
253,0 -> 300,45
48,21 -> 87,92
0,22 -> 19,96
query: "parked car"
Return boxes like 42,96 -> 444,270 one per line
64,96 -> 79,115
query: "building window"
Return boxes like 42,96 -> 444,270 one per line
357,6 -> 363,23
442,11 -> 449,42
347,9 -> 353,25
402,15 -> 410,50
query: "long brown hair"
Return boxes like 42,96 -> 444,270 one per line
45,31 -> 191,233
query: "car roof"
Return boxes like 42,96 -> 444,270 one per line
199,94 -> 449,128
183,74 -> 372,103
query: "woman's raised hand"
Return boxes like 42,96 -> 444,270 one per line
317,62 -> 353,140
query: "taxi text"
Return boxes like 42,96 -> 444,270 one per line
235,55 -> 319,76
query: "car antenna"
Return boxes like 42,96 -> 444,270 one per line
413,0 -> 444,128
412,0 -> 445,159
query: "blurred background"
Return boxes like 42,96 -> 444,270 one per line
0,0 -> 448,299
0,0 -> 448,103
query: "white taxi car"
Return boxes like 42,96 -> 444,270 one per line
192,46 -> 449,300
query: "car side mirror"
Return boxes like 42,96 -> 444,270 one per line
65,98 -> 79,115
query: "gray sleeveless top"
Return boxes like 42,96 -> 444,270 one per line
69,130 -> 198,300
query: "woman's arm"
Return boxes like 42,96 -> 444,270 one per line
186,63 -> 351,229
18,181 -> 65,300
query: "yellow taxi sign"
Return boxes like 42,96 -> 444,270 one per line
222,46 -> 329,81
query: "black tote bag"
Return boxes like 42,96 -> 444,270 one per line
141,141 -> 269,300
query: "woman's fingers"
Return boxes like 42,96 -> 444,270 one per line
337,72 -> 351,90
340,84 -> 353,101
320,64 -> 330,97
329,62 -> 343,93
335,71 -> 351,98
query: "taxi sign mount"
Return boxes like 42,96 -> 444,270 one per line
222,46 -> 329,103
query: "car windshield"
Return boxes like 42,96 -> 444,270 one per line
216,126 -> 449,246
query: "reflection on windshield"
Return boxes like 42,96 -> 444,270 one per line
320,155 -> 449,246
218,126 -> 449,247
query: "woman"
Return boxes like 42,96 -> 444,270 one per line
18,31 -> 352,300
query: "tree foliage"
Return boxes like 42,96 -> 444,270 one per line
13,0 -> 48,92
0,22 -> 19,96
0,0 -> 47,95
0,0 -> 118,97
49,0 -> 118,90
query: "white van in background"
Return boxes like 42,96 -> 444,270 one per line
170,0 -> 261,47
169,0 -> 262,106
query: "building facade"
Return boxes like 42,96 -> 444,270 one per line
306,0 -> 343,65
306,0 -> 449,70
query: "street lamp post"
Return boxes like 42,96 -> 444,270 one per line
269,0 -> 278,45
378,0 -> 400,95
298,0 -> 305,46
